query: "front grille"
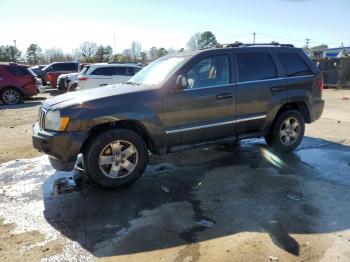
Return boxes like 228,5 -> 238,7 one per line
38,107 -> 46,130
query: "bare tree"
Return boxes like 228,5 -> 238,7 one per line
130,41 -> 141,62
79,41 -> 97,62
187,32 -> 202,50
44,48 -> 64,63
148,47 -> 158,61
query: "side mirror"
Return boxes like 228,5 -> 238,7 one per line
175,75 -> 188,91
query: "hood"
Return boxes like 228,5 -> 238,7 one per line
42,83 -> 158,110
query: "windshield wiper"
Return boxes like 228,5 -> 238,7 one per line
125,81 -> 142,86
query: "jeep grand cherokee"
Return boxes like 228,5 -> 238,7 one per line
32,43 -> 324,188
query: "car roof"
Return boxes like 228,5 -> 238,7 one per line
172,43 -> 300,58
0,62 -> 28,67
89,63 -> 141,68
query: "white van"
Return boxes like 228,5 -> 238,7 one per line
76,63 -> 142,90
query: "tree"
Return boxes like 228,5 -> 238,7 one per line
44,48 -> 64,63
139,51 -> 147,62
94,45 -> 113,62
130,41 -> 141,61
26,44 -> 42,65
199,31 -> 218,49
178,48 -> 185,53
0,45 -> 21,62
79,41 -> 97,62
156,47 -> 168,58
148,47 -> 158,61
122,49 -> 132,62
187,32 -> 202,50
309,44 -> 328,51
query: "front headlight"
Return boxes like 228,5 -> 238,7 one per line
45,110 -> 70,131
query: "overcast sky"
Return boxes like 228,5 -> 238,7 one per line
1,0 -> 349,54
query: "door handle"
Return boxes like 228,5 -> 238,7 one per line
216,93 -> 233,99
271,87 -> 285,91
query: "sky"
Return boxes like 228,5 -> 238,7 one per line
1,0 -> 350,54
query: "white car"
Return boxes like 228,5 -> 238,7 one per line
57,72 -> 79,92
76,63 -> 142,90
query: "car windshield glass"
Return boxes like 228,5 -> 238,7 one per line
80,66 -> 90,75
128,56 -> 187,86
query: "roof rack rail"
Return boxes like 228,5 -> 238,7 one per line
225,42 -> 294,48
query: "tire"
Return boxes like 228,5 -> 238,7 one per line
265,110 -> 305,153
1,87 -> 23,105
83,129 -> 149,189
69,83 -> 78,92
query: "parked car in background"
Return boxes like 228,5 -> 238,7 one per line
57,72 -> 79,93
32,43 -> 324,188
0,62 -> 41,104
76,63 -> 142,90
30,65 -> 47,79
41,62 -> 79,87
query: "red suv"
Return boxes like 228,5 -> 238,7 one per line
0,63 -> 39,104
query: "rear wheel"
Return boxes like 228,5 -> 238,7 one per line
265,110 -> 305,153
1,87 -> 22,105
83,129 -> 149,189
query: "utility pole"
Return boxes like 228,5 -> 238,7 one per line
305,38 -> 310,50
253,32 -> 256,44
113,34 -> 117,54
13,40 -> 16,48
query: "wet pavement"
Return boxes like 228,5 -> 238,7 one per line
1,135 -> 350,261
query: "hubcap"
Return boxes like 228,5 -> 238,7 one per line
279,117 -> 300,145
98,140 -> 138,179
3,89 -> 19,104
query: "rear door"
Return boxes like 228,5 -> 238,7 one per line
87,67 -> 114,88
163,53 -> 236,147
235,51 -> 285,136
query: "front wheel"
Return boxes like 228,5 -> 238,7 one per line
265,110 -> 305,153
83,129 -> 149,189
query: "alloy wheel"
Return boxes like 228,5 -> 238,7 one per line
98,140 -> 138,179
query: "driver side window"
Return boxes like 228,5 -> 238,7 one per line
185,55 -> 230,89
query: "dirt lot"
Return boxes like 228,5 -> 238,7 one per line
0,89 -> 350,261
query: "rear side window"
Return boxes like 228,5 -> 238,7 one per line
279,53 -> 312,77
90,67 -> 114,76
113,67 -> 127,76
238,52 -> 277,82
6,66 -> 31,76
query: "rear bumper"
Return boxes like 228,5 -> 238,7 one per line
309,99 -> 325,122
32,122 -> 88,170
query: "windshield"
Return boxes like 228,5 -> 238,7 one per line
79,65 -> 90,75
128,56 -> 187,86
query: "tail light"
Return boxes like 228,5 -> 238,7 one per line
316,77 -> 323,93
78,76 -> 88,81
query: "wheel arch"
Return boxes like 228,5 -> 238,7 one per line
267,101 -> 311,134
80,120 -> 158,155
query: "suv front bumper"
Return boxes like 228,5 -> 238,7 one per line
32,122 -> 88,171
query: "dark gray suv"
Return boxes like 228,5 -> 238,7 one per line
32,43 -> 325,188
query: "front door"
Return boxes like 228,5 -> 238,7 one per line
163,54 -> 236,147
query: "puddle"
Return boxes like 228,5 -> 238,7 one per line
52,174 -> 84,195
